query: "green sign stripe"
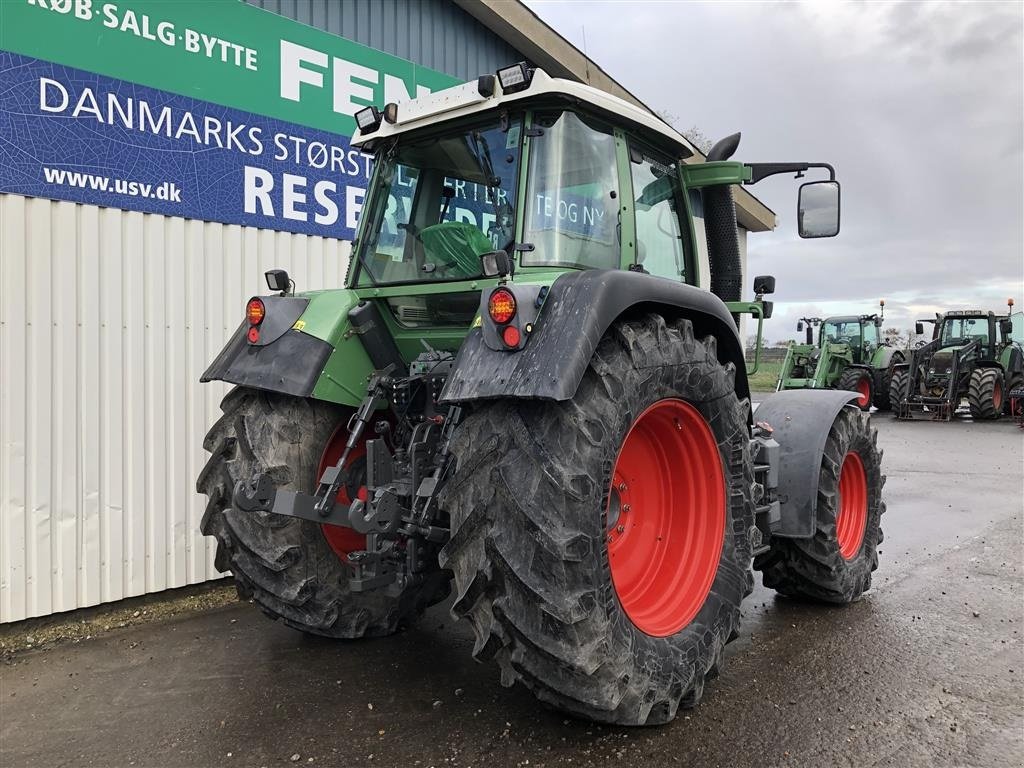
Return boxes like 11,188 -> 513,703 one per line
0,0 -> 460,136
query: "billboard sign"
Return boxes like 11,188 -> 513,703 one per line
0,0 -> 462,237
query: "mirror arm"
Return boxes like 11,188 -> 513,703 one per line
744,162 -> 836,185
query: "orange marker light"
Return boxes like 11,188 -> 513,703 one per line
502,325 -> 521,348
246,297 -> 266,326
488,288 -> 516,324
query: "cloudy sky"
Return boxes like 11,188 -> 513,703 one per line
525,0 -> 1023,341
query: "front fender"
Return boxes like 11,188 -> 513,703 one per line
755,389 -> 860,538
439,269 -> 749,406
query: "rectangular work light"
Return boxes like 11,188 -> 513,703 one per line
355,106 -> 382,133
497,63 -> 532,94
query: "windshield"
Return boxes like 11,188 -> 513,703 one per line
820,319 -> 861,346
521,111 -> 621,270
355,117 -> 522,284
940,317 -> 989,345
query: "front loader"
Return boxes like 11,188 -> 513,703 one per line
776,303 -> 904,410
197,64 -> 886,726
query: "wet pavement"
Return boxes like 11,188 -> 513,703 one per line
2,416 -> 1022,768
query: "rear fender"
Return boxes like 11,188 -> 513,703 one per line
201,289 -> 375,406
439,269 -> 749,407
755,389 -> 860,538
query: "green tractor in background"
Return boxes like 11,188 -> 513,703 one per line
197,64 -> 887,726
889,301 -> 1023,420
775,302 -> 904,410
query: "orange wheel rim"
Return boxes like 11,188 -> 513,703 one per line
836,451 -> 868,560
607,399 -> 726,637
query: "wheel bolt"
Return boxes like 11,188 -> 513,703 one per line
622,504 -> 631,513
618,482 -> 627,492
616,524 -> 625,533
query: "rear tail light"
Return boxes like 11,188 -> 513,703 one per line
488,288 -> 516,324
246,297 -> 265,326
247,326 -> 261,344
501,325 -> 521,348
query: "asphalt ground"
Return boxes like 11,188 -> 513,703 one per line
2,414 -> 1022,768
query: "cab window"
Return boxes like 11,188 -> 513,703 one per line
521,111 -> 620,270
629,147 -> 686,281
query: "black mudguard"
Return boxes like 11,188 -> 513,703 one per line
201,295 -> 331,398
440,269 -> 749,405
754,389 -> 860,538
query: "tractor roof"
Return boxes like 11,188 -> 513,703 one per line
824,315 -> 871,323
943,310 -> 994,318
352,67 -> 699,160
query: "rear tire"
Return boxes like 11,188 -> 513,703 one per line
837,367 -> 872,411
872,354 -> 904,411
754,407 -> 884,603
967,368 -> 1003,420
440,315 -> 755,725
1005,374 -> 1024,415
887,368 -> 910,413
197,387 -> 447,638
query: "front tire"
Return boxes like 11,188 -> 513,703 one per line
755,407 -> 884,603
838,367 -> 872,411
872,354 -> 904,411
440,315 -> 755,725
888,367 -> 910,413
197,387 -> 447,638
967,368 -> 1003,420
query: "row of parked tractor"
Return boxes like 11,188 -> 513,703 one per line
775,300 -> 1023,421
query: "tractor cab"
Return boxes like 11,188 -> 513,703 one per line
819,314 -> 882,364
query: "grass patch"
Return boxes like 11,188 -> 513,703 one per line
746,360 -> 781,392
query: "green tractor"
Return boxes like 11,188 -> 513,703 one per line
775,303 -> 904,410
890,302 -> 1023,420
198,64 -> 886,725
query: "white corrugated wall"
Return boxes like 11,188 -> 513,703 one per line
0,194 -> 351,623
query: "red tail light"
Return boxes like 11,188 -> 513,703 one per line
247,326 -> 261,344
502,325 -> 521,348
488,288 -> 516,324
246,297 -> 265,326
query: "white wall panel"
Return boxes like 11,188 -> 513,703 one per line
0,194 -> 351,622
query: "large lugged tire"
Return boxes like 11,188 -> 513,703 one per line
197,387 -> 447,638
440,315 -> 755,726
887,367 -> 910,413
837,366 -> 872,411
872,354 -> 904,411
967,368 -> 1003,420
1004,373 -> 1024,415
754,407 -> 884,603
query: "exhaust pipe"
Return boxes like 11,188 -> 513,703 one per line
702,133 -> 744,319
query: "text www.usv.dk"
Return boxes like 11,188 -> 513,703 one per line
43,167 -> 182,202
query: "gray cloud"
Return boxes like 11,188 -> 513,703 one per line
525,0 -> 1023,340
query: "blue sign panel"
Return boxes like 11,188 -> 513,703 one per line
0,51 -> 372,239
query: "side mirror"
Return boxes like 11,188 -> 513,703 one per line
1000,319 -> 1013,337
753,275 -> 776,295
480,250 -> 513,278
915,322 -> 924,335
797,181 -> 841,238
797,321 -> 804,332
265,269 -> 291,294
